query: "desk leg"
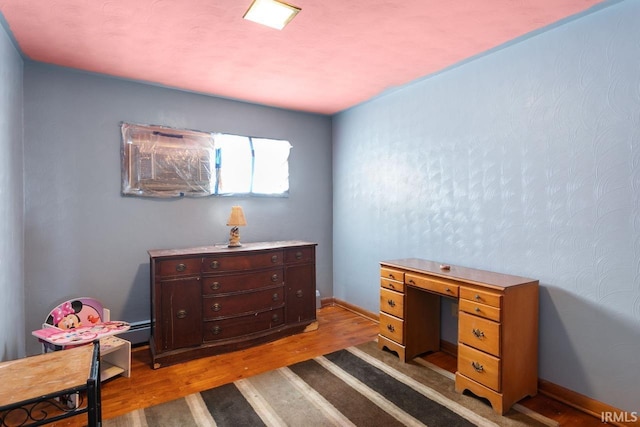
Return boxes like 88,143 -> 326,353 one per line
405,287 -> 440,361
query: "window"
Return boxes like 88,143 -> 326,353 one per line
121,123 -> 291,198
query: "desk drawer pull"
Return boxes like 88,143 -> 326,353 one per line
471,361 -> 484,372
176,263 -> 186,272
472,328 -> 485,338
210,260 -> 219,269
210,282 -> 221,291
176,309 -> 187,319
386,324 -> 395,333
271,255 -> 279,263
445,287 -> 452,293
408,279 -> 415,285
389,273 -> 396,280
475,294 -> 482,301
211,325 -> 221,335
387,299 -> 396,307
295,251 -> 303,260
211,303 -> 221,312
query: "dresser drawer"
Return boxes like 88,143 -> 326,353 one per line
459,312 -> 501,357
156,257 -> 202,277
459,299 -> 501,322
202,286 -> 284,319
203,250 -> 283,272
380,288 -> 404,318
458,343 -> 501,392
203,308 -> 285,341
379,312 -> 404,344
460,287 -> 502,309
284,247 -> 314,264
380,267 -> 404,283
202,268 -> 284,295
405,273 -> 459,298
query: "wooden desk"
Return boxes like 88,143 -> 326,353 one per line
0,342 -> 101,426
378,258 -> 538,415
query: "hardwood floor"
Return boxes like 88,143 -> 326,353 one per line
53,305 -> 603,426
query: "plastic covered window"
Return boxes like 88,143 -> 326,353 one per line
121,123 -> 291,198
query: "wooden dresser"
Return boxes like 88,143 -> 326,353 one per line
378,258 -> 538,415
148,241 -> 317,368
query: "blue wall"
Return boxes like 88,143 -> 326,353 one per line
0,17 -> 24,361
333,0 -> 639,413
22,64 -> 333,355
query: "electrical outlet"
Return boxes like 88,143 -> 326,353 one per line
451,303 -> 458,317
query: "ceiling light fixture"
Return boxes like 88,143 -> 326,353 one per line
243,0 -> 301,30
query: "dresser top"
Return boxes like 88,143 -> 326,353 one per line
381,258 -> 537,290
148,240 -> 316,258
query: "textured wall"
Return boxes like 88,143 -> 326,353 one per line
0,18 -> 24,361
23,64 -> 332,355
333,0 -> 639,413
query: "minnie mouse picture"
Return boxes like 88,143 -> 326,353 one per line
46,299 -> 102,330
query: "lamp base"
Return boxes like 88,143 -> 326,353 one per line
228,226 -> 242,247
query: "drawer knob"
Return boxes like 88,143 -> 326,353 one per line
271,255 -> 279,263
211,325 -> 221,335
210,260 -> 219,269
474,307 -> 480,313
388,283 -> 395,289
211,303 -> 221,312
272,293 -> 279,301
472,328 -> 485,338
272,313 -> 279,322
176,263 -> 186,272
408,279 -> 415,285
471,361 -> 484,372
295,251 -> 303,260
176,309 -> 187,319
296,290 -> 303,298
387,299 -> 396,307
445,288 -> 452,293
386,324 -> 395,333
389,273 -> 396,279
271,274 -> 279,282
474,294 -> 481,301
210,282 -> 221,290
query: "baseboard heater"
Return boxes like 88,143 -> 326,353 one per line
118,320 -> 150,345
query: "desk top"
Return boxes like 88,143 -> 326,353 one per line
32,321 -> 130,346
0,344 -> 94,408
381,258 -> 538,290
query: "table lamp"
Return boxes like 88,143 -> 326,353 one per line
226,206 -> 247,247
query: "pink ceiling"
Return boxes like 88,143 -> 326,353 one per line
0,0 -> 603,115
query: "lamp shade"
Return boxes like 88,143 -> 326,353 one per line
226,206 -> 247,227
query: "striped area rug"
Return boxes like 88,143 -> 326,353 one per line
106,342 -> 554,427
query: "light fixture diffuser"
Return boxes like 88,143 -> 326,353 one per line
243,0 -> 301,30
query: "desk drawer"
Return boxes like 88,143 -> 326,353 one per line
460,287 -> 502,309
380,288 -> 404,318
405,273 -> 459,298
380,267 -> 405,283
459,299 -> 501,322
379,312 -> 403,344
458,343 -> 501,392
459,312 -> 500,357
380,277 -> 405,293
